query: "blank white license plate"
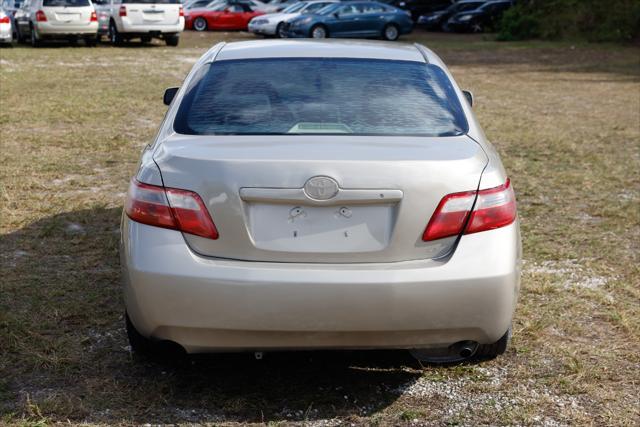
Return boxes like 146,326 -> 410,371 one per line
56,13 -> 80,21
143,12 -> 164,21
246,203 -> 394,253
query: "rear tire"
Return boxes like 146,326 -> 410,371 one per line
126,312 -> 187,362
126,312 -> 155,356
276,22 -> 285,38
309,24 -> 327,39
193,16 -> 207,32
382,23 -> 399,41
109,21 -> 124,45
165,33 -> 179,46
475,327 -> 511,359
16,27 -> 25,43
30,25 -> 41,47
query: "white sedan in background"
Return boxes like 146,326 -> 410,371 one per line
248,0 -> 336,37
0,8 -> 12,44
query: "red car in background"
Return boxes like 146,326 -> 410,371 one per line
186,3 -> 264,31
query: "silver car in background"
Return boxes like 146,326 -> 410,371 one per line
248,0 -> 337,38
122,40 -> 521,363
14,0 -> 98,46
0,8 -> 12,43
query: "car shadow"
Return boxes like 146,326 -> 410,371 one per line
2,207 -> 423,423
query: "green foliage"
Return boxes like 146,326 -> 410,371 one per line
497,0 -> 640,42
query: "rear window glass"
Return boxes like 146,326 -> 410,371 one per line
43,0 -> 89,6
174,58 -> 468,137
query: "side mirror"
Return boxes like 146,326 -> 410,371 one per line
462,90 -> 474,107
163,87 -> 179,106
333,12 -> 339,18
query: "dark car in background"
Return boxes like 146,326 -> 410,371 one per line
417,0 -> 485,30
93,0 -> 111,40
446,0 -> 513,32
285,1 -> 412,40
377,0 -> 451,21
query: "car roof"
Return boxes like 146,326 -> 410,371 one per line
211,40 -> 432,63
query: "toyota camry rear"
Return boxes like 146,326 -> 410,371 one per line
121,40 -> 521,363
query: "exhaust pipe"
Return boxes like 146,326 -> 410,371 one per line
458,341 -> 478,359
459,344 -> 476,358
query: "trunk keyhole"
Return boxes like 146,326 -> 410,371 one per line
339,207 -> 352,218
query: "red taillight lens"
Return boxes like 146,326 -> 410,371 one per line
90,11 -> 97,22
422,179 -> 516,241
0,15 -> 10,24
35,10 -> 47,22
125,180 -> 219,240
119,5 -> 127,17
179,6 -> 184,17
422,190 -> 476,241
465,179 -> 516,234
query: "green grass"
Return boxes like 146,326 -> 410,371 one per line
1,30 -> 639,425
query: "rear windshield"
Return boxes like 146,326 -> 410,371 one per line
174,58 -> 468,136
43,0 -> 89,6
122,0 -> 179,3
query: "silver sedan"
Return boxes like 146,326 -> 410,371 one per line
121,40 -> 521,363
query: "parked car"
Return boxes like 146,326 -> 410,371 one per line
122,39 -> 520,364
14,0 -> 98,46
446,0 -> 513,32
107,0 -> 184,46
186,2 -> 262,31
248,0 -> 336,38
92,0 -> 110,39
0,8 -> 12,43
285,1 -> 412,40
417,0 -> 485,30
377,0 -> 451,21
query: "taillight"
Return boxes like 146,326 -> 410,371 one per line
125,180 -> 219,240
422,190 -> 476,241
179,6 -> 184,17
119,5 -> 127,17
90,11 -> 97,22
465,179 -> 516,234
422,179 -> 516,241
0,15 -> 10,24
35,10 -> 47,22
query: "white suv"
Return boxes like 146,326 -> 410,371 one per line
14,0 -> 98,46
107,0 -> 183,46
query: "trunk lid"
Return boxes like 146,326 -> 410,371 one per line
122,2 -> 180,26
153,135 -> 487,263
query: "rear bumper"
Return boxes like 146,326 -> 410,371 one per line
35,22 -> 98,36
0,27 -> 12,42
121,217 -> 521,353
119,18 -> 184,34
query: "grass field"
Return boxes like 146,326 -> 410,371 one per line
1,31 -> 639,425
